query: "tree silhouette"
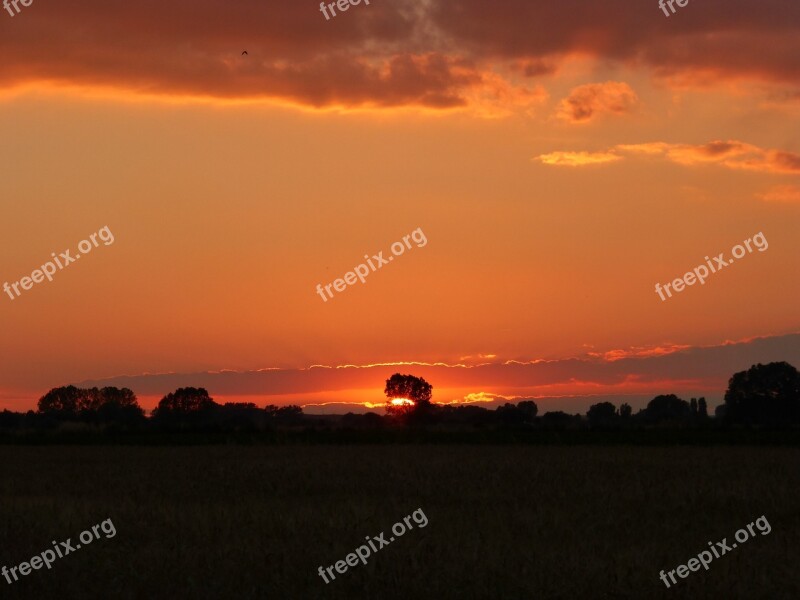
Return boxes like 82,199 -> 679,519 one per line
266,404 -> 304,425
216,402 -> 263,431
154,387 -> 217,415
38,386 -> 84,414
151,387 -> 220,430
724,362 -> 800,425
92,387 -> 144,425
496,401 -> 538,426
587,402 -> 617,427
540,411 -> 579,430
37,385 -> 144,426
439,404 -> 491,426
496,403 -> 524,425
99,387 -> 138,408
77,388 -> 103,412
698,397 -> 708,419
643,394 -> 690,423
384,374 -> 433,417
517,400 -> 538,421
18,361 -> 800,437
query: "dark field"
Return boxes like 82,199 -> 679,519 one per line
0,445 -> 798,599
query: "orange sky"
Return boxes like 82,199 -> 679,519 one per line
1,0 -> 798,413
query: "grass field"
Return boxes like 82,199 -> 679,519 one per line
0,445 -> 797,599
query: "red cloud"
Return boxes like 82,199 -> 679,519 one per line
554,81 -> 639,123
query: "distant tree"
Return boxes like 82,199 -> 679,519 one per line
78,387 -> 103,415
94,387 -> 144,425
262,404 -> 304,425
217,402 -> 262,431
0,409 -> 23,430
341,412 -> 384,429
153,387 -> 219,429
37,386 -> 84,415
643,394 -> 690,423
540,411 -> 579,430
587,402 -> 617,427
724,362 -> 800,425
619,403 -> 632,419
153,387 -> 218,416
439,405 -> 492,426
517,400 -> 538,421
100,387 -> 139,408
496,403 -> 523,425
690,398 -> 698,416
384,374 -> 433,417
274,405 -> 304,424
341,412 -> 361,427
362,412 -> 384,428
698,397 -> 708,419
496,400 -> 539,426
37,385 -> 144,428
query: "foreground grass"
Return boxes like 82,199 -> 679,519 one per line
0,445 -> 797,599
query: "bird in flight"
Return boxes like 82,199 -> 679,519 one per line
242,50 -> 248,56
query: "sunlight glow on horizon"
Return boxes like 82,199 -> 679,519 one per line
389,398 -> 415,406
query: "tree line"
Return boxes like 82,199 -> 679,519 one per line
0,361 -> 797,435
0,386 -> 304,432
377,362 -> 800,429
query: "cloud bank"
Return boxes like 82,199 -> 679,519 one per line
66,333 -> 800,410
1,0 -> 798,109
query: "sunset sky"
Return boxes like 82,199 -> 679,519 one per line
1,0 -> 798,413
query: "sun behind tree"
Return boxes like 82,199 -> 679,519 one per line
384,373 -> 433,417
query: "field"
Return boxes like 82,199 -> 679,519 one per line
0,445 -> 798,599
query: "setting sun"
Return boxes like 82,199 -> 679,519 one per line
390,398 -> 415,406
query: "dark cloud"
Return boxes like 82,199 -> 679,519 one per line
431,0 -> 800,84
0,0 -> 475,107
76,333 -> 800,403
0,0 -> 797,108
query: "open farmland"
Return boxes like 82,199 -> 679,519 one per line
0,445 -> 797,599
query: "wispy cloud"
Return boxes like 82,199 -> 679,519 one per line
620,141 -> 800,174
535,151 -> 623,167
537,140 -> 800,174
756,184 -> 800,203
554,81 -> 639,123
585,344 -> 692,362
